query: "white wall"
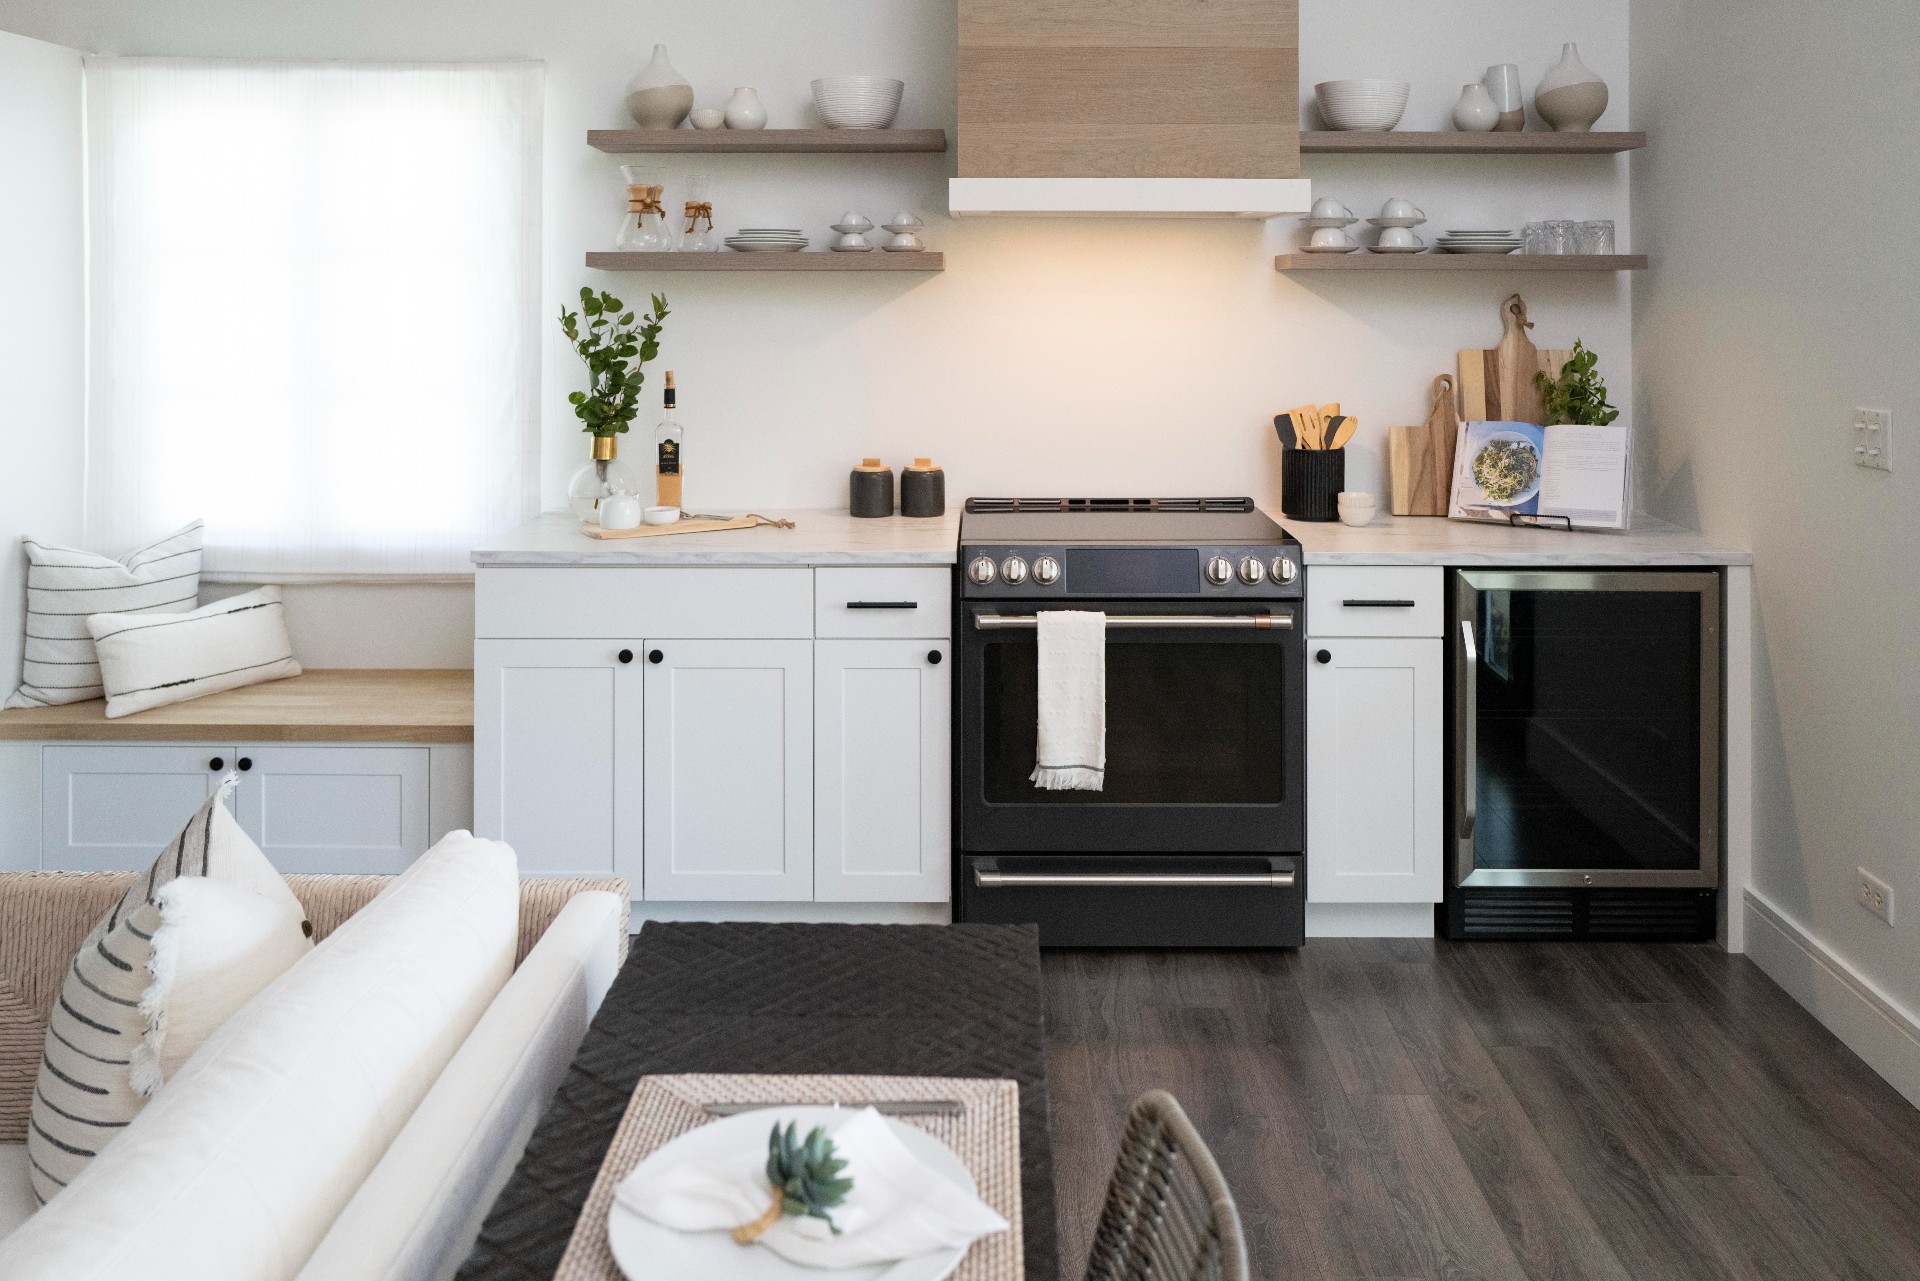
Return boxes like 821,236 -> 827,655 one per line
0,30 -> 84,693
0,0 -> 1632,668
1632,0 -> 1920,1063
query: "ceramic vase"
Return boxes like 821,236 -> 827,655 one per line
1483,63 -> 1525,132
625,45 -> 693,129
1535,43 -> 1608,132
1451,83 -> 1499,132
724,86 -> 768,130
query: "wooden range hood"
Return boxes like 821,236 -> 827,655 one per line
950,0 -> 1310,217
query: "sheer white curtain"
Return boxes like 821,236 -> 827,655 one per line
84,59 -> 543,579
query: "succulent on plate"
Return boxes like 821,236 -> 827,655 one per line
732,1121 -> 854,1244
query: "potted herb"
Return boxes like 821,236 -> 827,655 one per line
560,287 -> 669,519
1535,339 -> 1620,426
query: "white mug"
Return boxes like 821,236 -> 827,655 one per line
1379,196 -> 1424,221
1308,226 -> 1356,249
1309,196 -> 1354,221
1376,226 -> 1423,249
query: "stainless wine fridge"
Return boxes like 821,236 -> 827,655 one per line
1444,569 -> 1722,940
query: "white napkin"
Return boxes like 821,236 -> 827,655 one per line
615,1107 -> 1010,1268
1029,610 -> 1106,791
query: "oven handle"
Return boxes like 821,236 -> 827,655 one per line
972,612 -> 1293,631
973,869 -> 1296,889
1458,616 -> 1478,841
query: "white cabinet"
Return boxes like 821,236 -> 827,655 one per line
474,639 -> 642,880
1306,637 -> 1443,903
42,745 -> 226,872
815,640 -> 950,903
643,640 -> 813,901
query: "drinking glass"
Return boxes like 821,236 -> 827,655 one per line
1523,222 -> 1548,254
1546,220 -> 1576,254
1576,219 -> 1617,254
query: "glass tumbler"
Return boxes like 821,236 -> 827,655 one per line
1576,219 -> 1617,254
1546,220 -> 1576,254
1523,222 -> 1548,254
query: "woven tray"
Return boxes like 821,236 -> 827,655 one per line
553,1073 -> 1025,1281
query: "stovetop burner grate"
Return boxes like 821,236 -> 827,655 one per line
964,497 -> 1255,514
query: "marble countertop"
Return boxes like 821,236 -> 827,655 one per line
1284,513 -> 1752,566
471,509 -> 960,567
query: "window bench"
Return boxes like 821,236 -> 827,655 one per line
0,670 -> 474,875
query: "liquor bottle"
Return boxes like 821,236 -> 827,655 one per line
655,371 -> 683,508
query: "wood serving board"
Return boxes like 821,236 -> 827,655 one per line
1456,294 -> 1569,424
580,515 -> 772,540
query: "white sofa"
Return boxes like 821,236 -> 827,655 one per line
0,868 -> 628,1280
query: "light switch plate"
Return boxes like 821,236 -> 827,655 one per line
1854,407 -> 1893,471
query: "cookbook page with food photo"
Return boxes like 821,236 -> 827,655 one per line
1448,421 -> 1632,529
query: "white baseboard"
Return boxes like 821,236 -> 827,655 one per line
632,900 -> 951,927
1306,902 -> 1435,938
1744,888 -> 1920,1108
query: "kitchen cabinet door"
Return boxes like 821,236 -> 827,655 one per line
1307,637 -> 1443,903
644,640 -> 813,901
229,746 -> 429,875
41,744 -> 231,872
815,640 -> 950,903
475,640 -> 643,883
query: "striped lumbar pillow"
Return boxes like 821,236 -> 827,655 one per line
4,521 -> 204,709
87,585 -> 302,719
27,783 -> 311,1204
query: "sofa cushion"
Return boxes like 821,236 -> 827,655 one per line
0,1143 -> 32,1242
27,786 -> 309,1203
88,584 -> 301,718
0,831 -> 519,1281
4,520 -> 203,709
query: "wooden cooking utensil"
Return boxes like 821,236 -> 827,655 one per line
1456,294 -> 1568,424
1388,374 -> 1460,515
1288,403 -> 1320,448
1327,415 -> 1358,450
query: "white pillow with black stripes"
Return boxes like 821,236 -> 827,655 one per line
86,585 -> 302,719
4,521 -> 204,709
26,784 -> 312,1205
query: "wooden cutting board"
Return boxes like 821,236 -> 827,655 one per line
1457,294 -> 1570,424
579,514 -> 792,540
1389,374 -> 1460,516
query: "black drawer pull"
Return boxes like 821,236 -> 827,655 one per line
846,601 -> 919,610
618,649 -> 634,664
237,757 -> 253,772
1341,598 -> 1417,608
649,650 -> 664,664
208,756 -> 224,772
928,650 -> 943,665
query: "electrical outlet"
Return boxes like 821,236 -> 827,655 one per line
1857,867 -> 1895,925
1854,408 -> 1893,471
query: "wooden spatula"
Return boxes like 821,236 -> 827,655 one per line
1328,415 -> 1359,450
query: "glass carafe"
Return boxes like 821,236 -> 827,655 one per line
615,165 -> 675,251
681,174 -> 722,252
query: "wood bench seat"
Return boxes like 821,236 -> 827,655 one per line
0,669 -> 472,743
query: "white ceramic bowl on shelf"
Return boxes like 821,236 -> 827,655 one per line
1314,79 -> 1411,131
811,77 -> 905,129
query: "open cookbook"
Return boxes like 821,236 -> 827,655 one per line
1447,420 -> 1634,529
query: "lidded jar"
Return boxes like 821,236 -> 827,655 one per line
900,458 -> 946,518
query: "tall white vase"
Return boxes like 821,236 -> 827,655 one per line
1535,43 -> 1608,132
625,45 -> 693,129
1451,83 -> 1499,132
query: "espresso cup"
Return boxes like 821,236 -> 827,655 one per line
1309,196 -> 1354,221
1308,226 -> 1356,249
1380,196 -> 1424,221
1376,226 -> 1422,249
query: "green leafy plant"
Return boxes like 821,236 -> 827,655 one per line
559,287 -> 669,436
1535,339 -> 1620,425
732,1122 -> 854,1244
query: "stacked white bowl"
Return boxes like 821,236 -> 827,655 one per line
811,77 -> 905,129
1314,79 -> 1411,131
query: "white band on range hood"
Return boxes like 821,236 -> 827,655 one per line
948,177 -> 1312,219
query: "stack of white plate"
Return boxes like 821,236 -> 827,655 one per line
1436,229 -> 1523,254
811,77 -> 905,129
725,228 -> 808,253
1313,79 -> 1410,131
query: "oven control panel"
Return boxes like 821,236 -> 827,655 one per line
960,545 -> 1302,599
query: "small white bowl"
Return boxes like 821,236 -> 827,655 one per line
1336,492 -> 1378,527
689,108 -> 725,131
643,506 -> 681,526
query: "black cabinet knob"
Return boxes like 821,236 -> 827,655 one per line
928,650 -> 943,665
237,757 -> 253,772
1315,649 -> 1332,664
648,649 -> 664,664
208,757 -> 225,771
618,649 -> 634,664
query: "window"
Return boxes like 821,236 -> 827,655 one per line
83,59 -> 543,579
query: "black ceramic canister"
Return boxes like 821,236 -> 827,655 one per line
1281,448 -> 1346,522
900,457 -> 946,518
849,458 -> 895,518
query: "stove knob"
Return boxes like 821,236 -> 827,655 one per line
1031,555 -> 1060,586
1270,556 -> 1298,583
967,555 -> 997,585
1238,556 -> 1266,585
1000,556 -> 1029,585
1205,555 -> 1233,586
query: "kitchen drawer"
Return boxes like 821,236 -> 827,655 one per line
1307,566 -> 1444,637
815,568 -> 951,639
475,567 -> 813,639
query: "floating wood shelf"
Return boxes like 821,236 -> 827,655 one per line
587,251 -> 944,273
1301,131 -> 1646,155
587,128 -> 949,154
1276,253 -> 1647,273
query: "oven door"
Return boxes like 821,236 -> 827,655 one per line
959,598 -> 1304,853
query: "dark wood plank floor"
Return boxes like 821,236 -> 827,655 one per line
1044,940 -> 1920,1281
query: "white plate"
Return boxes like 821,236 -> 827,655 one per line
607,1106 -> 978,1281
1367,216 -> 1426,228
1369,243 -> 1426,253
1299,242 -> 1361,253
1299,215 -> 1357,229
726,243 -> 808,253
1444,230 -> 1514,237
1438,245 -> 1520,254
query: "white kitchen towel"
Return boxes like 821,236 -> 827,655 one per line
1030,609 -> 1106,791
615,1107 -> 1009,1268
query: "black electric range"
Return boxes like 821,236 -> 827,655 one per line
952,498 -> 1308,947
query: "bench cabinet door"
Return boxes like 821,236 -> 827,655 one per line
230,746 -> 431,874
41,744 -> 232,872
